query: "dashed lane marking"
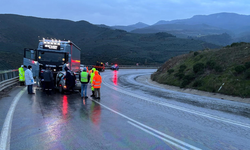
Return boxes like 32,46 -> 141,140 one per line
90,98 -> 201,150
0,87 -> 26,150
128,121 -> 190,150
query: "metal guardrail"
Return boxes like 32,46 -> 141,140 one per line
0,69 -> 19,91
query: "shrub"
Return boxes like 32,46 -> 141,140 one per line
181,79 -> 191,88
174,72 -> 185,79
193,80 -> 203,87
167,69 -> 174,75
180,74 -> 196,88
235,65 -> 246,74
206,60 -> 216,70
194,52 -> 199,56
245,61 -> 250,69
179,65 -> 187,72
180,64 -> 187,70
183,74 -> 195,81
214,65 -> 223,72
230,42 -> 240,47
193,63 -> 205,74
245,69 -> 250,79
230,42 -> 247,47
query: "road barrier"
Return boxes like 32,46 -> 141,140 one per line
0,69 -> 19,91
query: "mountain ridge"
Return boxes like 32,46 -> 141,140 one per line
0,14 -> 219,70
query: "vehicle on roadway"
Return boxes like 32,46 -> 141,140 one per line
23,38 -> 81,89
93,62 -> 105,72
110,64 -> 119,70
55,71 -> 81,93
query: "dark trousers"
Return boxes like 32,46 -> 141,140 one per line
19,81 -> 25,86
27,85 -> 33,94
66,85 -> 75,94
44,81 -> 52,95
94,88 -> 100,98
81,83 -> 88,97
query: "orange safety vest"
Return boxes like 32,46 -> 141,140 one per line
92,71 -> 102,88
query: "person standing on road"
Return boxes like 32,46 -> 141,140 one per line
25,65 -> 35,94
64,67 -> 76,94
62,61 -> 69,72
79,67 -> 90,98
92,70 -> 102,99
18,65 -> 25,86
43,66 -> 54,95
90,68 -> 96,97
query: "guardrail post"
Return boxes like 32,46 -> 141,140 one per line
4,73 -> 8,80
0,74 -> 3,82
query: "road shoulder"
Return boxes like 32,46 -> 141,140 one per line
141,74 -> 250,104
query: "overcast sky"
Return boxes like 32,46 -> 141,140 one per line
0,0 -> 249,26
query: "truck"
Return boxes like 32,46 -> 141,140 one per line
23,38 -> 81,86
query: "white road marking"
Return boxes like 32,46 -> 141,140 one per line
90,98 -> 201,150
0,88 -> 26,150
102,75 -> 250,129
128,121 -> 189,150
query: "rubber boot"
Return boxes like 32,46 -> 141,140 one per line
91,91 -> 95,97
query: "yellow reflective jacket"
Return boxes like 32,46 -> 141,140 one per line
18,67 -> 25,81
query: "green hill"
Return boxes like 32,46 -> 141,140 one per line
0,14 -> 219,70
151,42 -> 250,97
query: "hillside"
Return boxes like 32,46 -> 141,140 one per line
151,42 -> 250,97
191,33 -> 233,46
0,14 -> 219,70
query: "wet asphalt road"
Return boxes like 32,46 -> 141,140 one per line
1,69 -> 250,150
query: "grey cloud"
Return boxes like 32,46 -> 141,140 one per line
0,0 -> 249,25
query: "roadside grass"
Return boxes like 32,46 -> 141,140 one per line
151,42 -> 250,97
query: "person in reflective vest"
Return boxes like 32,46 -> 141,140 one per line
92,70 -> 102,99
18,65 -> 25,86
79,67 -> 90,98
90,68 -> 96,97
